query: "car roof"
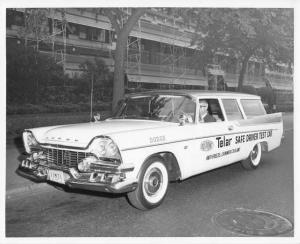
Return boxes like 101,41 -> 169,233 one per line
126,90 -> 261,99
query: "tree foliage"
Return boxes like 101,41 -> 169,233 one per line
79,58 -> 110,87
7,44 -> 65,104
79,58 -> 113,101
188,8 -> 293,89
18,8 -> 49,50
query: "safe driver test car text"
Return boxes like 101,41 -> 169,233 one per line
18,90 -> 283,210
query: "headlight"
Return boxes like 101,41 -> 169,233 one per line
89,137 -> 121,161
23,131 -> 40,154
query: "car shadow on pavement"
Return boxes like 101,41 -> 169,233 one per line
48,181 -> 126,199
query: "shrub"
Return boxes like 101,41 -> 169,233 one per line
240,85 -> 257,95
7,104 -> 47,114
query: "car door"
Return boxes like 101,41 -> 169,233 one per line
182,98 -> 246,178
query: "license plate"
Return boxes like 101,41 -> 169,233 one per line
48,170 -> 65,184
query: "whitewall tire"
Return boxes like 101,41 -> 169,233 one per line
241,143 -> 262,170
127,157 -> 169,210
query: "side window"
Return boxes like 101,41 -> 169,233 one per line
240,99 -> 266,118
222,99 -> 244,121
198,99 -> 224,122
207,99 -> 224,122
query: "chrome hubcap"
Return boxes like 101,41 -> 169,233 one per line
144,168 -> 162,196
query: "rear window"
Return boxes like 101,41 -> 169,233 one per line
241,99 -> 266,118
222,99 -> 244,121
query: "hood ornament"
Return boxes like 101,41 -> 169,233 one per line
92,112 -> 101,122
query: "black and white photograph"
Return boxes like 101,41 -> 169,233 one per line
1,0 -> 298,243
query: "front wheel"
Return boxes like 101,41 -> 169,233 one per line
241,143 -> 262,170
127,157 -> 169,210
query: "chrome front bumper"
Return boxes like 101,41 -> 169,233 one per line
17,159 -> 137,194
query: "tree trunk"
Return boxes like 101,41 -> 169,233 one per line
237,53 -> 251,91
112,33 -> 126,112
24,9 -> 28,49
103,8 -> 147,112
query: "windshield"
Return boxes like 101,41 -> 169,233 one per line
112,95 -> 196,123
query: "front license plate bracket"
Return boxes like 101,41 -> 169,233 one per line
48,169 -> 65,184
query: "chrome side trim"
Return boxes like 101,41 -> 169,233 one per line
237,113 -> 282,126
121,128 -> 279,151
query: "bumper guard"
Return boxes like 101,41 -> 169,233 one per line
17,160 -> 137,194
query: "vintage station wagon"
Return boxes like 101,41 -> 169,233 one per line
19,90 -> 283,210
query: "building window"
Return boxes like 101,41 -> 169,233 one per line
7,9 -> 24,27
87,27 -> 97,41
68,23 -> 79,35
81,26 -> 106,42
79,25 -> 87,39
99,29 -> 105,42
105,30 -> 110,43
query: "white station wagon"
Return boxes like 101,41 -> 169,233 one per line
19,90 -> 283,210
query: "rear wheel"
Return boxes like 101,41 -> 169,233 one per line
127,157 -> 169,210
241,143 -> 262,169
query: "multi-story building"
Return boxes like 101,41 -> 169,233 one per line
6,8 -> 293,109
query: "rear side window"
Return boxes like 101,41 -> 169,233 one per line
222,99 -> 243,121
241,99 -> 266,118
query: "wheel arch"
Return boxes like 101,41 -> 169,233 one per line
140,151 -> 182,182
260,141 -> 269,152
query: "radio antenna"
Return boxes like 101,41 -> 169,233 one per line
90,73 -> 94,121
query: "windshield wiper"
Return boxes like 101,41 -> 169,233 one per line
108,115 -> 151,120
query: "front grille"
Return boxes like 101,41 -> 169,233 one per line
42,148 -> 92,168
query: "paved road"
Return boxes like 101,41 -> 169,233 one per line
5,113 -> 294,237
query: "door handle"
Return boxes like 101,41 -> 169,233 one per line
228,125 -> 234,131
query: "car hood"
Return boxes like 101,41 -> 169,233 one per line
33,119 -> 173,148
